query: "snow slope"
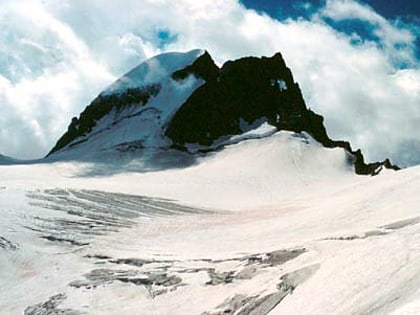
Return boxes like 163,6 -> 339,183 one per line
49,49 -> 205,160
0,154 -> 19,165
0,131 -> 419,314
103,49 -> 205,95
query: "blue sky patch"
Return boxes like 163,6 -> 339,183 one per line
241,0 -> 420,21
241,0 -> 420,64
156,29 -> 178,48
323,18 -> 380,43
240,0 -> 322,20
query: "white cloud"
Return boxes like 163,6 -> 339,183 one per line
0,0 -> 419,166
319,0 -> 417,66
0,0 -> 114,158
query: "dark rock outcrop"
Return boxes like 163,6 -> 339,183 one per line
172,51 -> 219,82
166,52 -> 398,175
48,50 -> 398,175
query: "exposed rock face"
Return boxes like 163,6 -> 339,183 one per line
172,51 -> 219,82
48,49 -> 398,175
166,52 -> 398,175
167,52 -> 307,146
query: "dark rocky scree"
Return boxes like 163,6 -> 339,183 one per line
24,293 -> 80,315
48,84 -> 160,155
0,236 -> 19,251
167,51 -> 399,175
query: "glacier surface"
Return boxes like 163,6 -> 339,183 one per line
0,131 -> 419,314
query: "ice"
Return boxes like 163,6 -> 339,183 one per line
229,120 -> 277,143
0,131 -> 419,314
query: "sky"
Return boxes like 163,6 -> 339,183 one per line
0,0 -> 419,167
242,0 -> 420,20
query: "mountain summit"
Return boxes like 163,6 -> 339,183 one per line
48,49 -> 398,175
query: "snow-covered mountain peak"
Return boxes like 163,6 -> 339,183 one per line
103,49 -> 205,96
2,51 -> 418,315
47,49 -> 398,175
48,49 -> 209,159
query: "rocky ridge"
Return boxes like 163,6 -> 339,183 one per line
48,50 -> 398,175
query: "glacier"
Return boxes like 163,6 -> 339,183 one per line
0,131 -> 419,314
0,49 -> 418,314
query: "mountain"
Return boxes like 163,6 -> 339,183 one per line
48,49 -> 398,175
0,153 -> 18,165
1,51 -> 419,315
1,122 -> 419,314
47,49 -> 206,162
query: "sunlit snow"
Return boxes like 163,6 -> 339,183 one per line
0,131 -> 419,314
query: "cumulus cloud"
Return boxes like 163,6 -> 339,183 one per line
0,0 -> 419,166
0,0 -> 114,158
319,0 -> 417,66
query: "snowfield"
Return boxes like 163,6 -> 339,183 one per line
0,131 -> 419,314
49,49 -> 206,160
